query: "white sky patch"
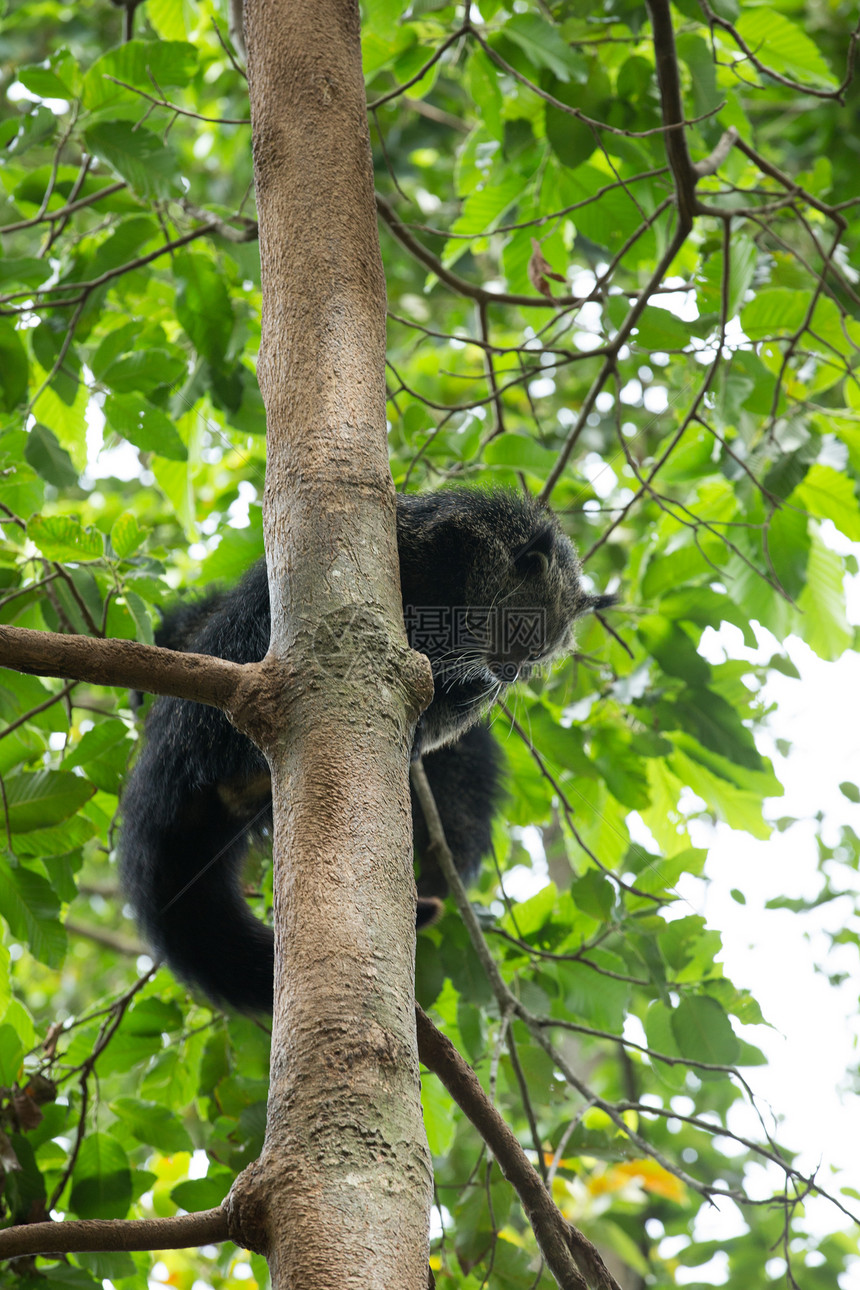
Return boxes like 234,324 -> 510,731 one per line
651,278 -> 699,322
571,270 -> 598,296
643,385 -> 669,414
226,480 -> 256,528
84,391 -> 143,483
188,1150 -> 209,1179
581,451 -> 617,499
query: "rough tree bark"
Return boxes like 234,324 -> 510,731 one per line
225,0 -> 436,1286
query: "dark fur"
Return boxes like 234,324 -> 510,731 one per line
120,489 -> 612,1013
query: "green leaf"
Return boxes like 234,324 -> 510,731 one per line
199,507 -> 264,583
30,374 -> 89,469
468,51 -> 503,140
123,590 -> 155,644
63,719 -> 131,795
640,544 -> 714,598
0,671 -> 67,735
446,175 -> 525,249
633,846 -> 707,895
633,307 -> 692,351
70,1133 -> 133,1220
567,872 -> 616,923
102,351 -> 186,397
671,996 -> 740,1066
174,253 -> 235,365
125,996 -> 185,1035
83,40 -> 199,110
110,511 -> 145,558
0,1023 -> 24,1086
502,882 -> 557,937
83,122 -> 182,201
735,8 -> 836,86
85,214 -> 159,281
27,514 -> 104,562
740,288 -> 811,340
0,322 -> 29,412
552,954 -> 629,1030
671,748 -> 771,839
502,15 -> 587,82
4,998 -> 35,1053
643,1002 -> 686,1089
545,112 -> 598,171
170,1169 -> 234,1211
638,616 -> 710,685
73,1251 -> 137,1283
0,860 -> 65,966
483,434 -> 558,472
676,33 -> 720,119
422,1073 -> 458,1156
110,1098 -> 194,1152
90,321 -> 144,381
725,236 -> 758,319
25,423 -> 78,488
104,393 -> 187,460
146,0 -> 191,39
3,770 -> 96,831
0,257 -> 52,288
590,726 -> 651,809
793,465 -> 860,542
796,530 -> 852,660
13,815 -> 97,861
766,503 -> 811,602
152,457 -> 196,537
666,689 -> 763,771
0,943 -> 12,1023
17,50 -> 81,101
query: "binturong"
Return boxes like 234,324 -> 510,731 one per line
119,488 -> 616,1014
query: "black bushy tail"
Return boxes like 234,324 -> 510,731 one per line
119,696 -> 277,1013
121,564 -> 279,1012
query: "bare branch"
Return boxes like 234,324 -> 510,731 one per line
0,1209 -> 228,1259
103,74 -> 251,123
377,194 -> 586,310
0,624 -> 247,710
647,0 -> 698,229
0,182 -> 128,236
368,26 -> 469,109
65,920 -> 144,956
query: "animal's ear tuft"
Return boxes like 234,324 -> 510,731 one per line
514,526 -> 555,577
587,592 -> 620,613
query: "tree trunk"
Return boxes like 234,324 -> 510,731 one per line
227,0 -> 435,1286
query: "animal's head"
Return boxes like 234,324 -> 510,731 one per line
435,489 -> 616,686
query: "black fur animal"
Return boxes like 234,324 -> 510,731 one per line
120,489 -> 613,1013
